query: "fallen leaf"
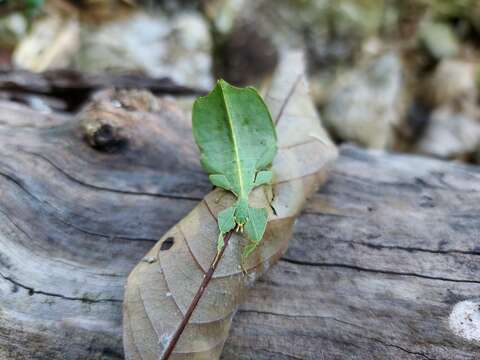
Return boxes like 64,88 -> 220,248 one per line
123,51 -> 338,359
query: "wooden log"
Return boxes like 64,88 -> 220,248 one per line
0,69 -> 203,111
0,93 -> 479,359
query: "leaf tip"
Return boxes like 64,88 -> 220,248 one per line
217,78 -> 229,88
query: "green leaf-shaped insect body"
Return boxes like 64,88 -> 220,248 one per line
192,79 -> 277,261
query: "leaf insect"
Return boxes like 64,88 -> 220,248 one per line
192,79 -> 277,265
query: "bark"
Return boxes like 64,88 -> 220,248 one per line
0,93 -> 479,359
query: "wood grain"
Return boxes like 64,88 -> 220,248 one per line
0,92 -> 479,359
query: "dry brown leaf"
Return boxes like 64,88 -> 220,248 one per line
123,51 -> 338,359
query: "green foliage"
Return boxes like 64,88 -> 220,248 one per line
192,79 -> 277,260
24,0 -> 43,17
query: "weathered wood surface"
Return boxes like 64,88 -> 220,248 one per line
0,92 -> 479,359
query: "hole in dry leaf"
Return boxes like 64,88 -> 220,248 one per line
160,237 -> 175,251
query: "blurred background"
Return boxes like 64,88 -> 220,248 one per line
2,0 -> 480,163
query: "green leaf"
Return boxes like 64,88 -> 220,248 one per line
192,79 -> 277,258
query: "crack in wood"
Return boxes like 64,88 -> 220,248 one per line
22,150 -> 204,202
0,272 -> 121,303
280,258 -> 480,284
238,309 -> 434,359
0,170 -> 158,243
292,234 -> 480,257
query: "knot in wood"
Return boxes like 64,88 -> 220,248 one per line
80,116 -> 129,153
77,90 -> 146,153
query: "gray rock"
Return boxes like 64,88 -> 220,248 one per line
0,13 -> 27,48
416,106 -> 480,158
423,59 -> 477,108
323,52 -> 405,149
74,11 -> 213,89
203,0 -> 247,36
12,14 -> 80,72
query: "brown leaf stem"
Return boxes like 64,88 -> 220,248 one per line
160,230 -> 234,360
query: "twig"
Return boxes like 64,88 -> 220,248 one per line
160,230 -> 234,360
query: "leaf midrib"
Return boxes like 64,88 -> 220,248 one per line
219,83 -> 245,199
